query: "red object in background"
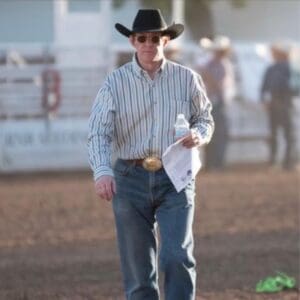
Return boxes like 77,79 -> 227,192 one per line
41,69 -> 61,113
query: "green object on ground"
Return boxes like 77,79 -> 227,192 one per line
256,271 -> 296,293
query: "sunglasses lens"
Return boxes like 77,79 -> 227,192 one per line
152,36 -> 160,43
137,36 -> 146,43
136,35 -> 161,44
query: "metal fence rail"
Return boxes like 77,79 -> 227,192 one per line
0,45 -> 299,172
0,65 -> 107,119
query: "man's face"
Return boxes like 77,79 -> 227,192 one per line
214,48 -> 230,59
130,32 -> 169,64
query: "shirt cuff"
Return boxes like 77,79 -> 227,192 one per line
191,128 -> 211,146
93,166 -> 114,181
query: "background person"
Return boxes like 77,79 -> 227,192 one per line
88,9 -> 214,300
198,36 -> 236,171
261,41 -> 298,170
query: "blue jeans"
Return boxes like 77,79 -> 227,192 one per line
112,159 -> 196,300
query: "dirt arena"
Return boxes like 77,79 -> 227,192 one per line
0,164 -> 299,300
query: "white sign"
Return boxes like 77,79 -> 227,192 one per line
0,119 -> 89,172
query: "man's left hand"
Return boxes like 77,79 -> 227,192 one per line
181,130 -> 202,148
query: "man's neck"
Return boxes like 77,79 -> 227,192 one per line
137,56 -> 163,79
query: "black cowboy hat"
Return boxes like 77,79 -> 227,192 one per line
115,9 -> 184,40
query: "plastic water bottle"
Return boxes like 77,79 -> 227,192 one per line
174,113 -> 190,140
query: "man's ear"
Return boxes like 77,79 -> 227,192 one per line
129,35 -> 135,46
162,35 -> 170,47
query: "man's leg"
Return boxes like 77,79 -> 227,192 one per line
269,110 -> 278,165
282,106 -> 297,169
112,160 -> 159,300
156,180 -> 196,300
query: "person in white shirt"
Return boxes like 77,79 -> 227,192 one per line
88,9 -> 214,300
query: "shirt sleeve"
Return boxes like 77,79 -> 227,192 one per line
260,67 -> 271,101
87,83 -> 115,181
189,72 -> 215,145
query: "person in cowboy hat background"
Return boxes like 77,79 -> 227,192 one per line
260,41 -> 298,170
198,35 -> 237,171
87,9 -> 214,300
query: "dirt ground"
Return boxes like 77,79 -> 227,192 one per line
0,164 -> 299,300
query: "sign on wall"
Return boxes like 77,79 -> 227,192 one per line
0,119 -> 89,172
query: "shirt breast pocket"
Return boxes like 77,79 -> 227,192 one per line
174,98 -> 190,118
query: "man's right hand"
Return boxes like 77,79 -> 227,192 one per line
94,175 -> 116,202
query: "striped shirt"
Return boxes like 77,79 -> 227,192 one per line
88,55 -> 214,180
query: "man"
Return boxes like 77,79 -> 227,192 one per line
88,9 -> 214,300
261,42 -> 297,170
198,36 -> 236,170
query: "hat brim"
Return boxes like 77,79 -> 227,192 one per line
115,23 -> 184,40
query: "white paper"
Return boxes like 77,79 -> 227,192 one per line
162,140 -> 202,193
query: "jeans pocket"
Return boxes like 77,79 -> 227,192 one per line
113,159 -> 133,176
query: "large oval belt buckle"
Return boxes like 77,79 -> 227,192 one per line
142,156 -> 162,172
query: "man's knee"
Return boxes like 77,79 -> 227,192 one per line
160,248 -> 195,271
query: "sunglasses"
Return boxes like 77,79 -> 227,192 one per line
136,35 -> 161,44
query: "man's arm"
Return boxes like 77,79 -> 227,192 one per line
87,84 -> 116,200
188,73 -> 215,146
260,67 -> 272,102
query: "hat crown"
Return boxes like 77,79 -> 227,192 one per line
132,9 -> 168,32
200,35 -> 231,51
115,9 -> 184,40
271,41 -> 291,53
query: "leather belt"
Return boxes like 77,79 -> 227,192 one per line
124,156 -> 162,172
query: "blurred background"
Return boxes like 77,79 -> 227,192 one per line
0,1 -> 299,299
0,0 -> 299,172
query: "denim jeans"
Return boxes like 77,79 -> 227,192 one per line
112,159 -> 196,300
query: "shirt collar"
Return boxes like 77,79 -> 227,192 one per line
132,53 -> 168,77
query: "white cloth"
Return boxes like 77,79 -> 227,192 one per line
162,140 -> 201,192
